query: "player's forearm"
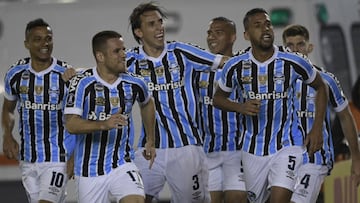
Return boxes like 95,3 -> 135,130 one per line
213,97 -> 240,112
140,98 -> 155,146
2,112 -> 14,136
213,88 -> 239,113
339,107 -> 360,158
65,114 -> 110,134
1,100 -> 16,136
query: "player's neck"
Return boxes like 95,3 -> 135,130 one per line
31,58 -> 52,72
251,46 -> 274,63
222,49 -> 234,57
142,44 -> 164,58
96,67 -> 118,84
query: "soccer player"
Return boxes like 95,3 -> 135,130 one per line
64,30 -> 156,203
127,2 -> 228,203
213,8 -> 328,203
2,18 -> 75,203
198,16 -> 247,203
282,24 -> 360,203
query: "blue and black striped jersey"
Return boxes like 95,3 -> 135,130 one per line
4,57 -> 75,163
197,69 -> 242,153
127,41 -> 222,149
64,68 -> 151,177
294,66 -> 347,172
218,46 -> 317,156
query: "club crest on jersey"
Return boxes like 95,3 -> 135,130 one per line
48,86 -> 60,97
258,75 -> 268,85
19,86 -> 29,94
140,69 -> 151,77
199,80 -> 209,88
94,83 -> 104,91
306,94 -> 316,104
273,73 -> 285,83
35,86 -> 43,95
139,59 -> 148,67
169,63 -> 179,73
21,70 -> 30,80
242,60 -> 252,69
110,97 -> 119,106
155,66 -> 164,76
95,97 -> 106,105
241,76 -> 253,84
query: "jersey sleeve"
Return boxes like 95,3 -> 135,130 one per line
4,58 -> 30,101
174,41 -> 222,71
294,54 -> 317,84
3,70 -> 18,101
322,71 -> 348,112
217,57 -> 238,93
64,74 -> 88,116
131,73 -> 151,106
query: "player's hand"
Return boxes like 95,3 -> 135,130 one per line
304,128 -> 323,156
103,109 -> 128,130
61,67 -> 77,82
3,134 -> 19,160
240,99 -> 261,116
143,143 -> 156,169
66,155 -> 75,180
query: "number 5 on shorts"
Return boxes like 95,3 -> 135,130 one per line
288,156 -> 296,170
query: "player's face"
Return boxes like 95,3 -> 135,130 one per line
284,35 -> 312,56
244,12 -> 274,51
207,21 -> 235,56
103,37 -> 126,74
136,10 -> 165,50
24,26 -> 53,62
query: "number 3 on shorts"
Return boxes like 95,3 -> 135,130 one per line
192,175 -> 199,190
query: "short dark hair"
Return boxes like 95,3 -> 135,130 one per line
92,30 -> 122,58
129,1 -> 166,44
243,8 -> 268,30
282,24 -> 310,43
210,16 -> 236,34
25,18 -> 51,39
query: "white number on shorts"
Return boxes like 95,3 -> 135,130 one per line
192,175 -> 199,190
300,174 -> 311,189
126,170 -> 142,183
287,156 -> 296,170
50,171 -> 65,188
